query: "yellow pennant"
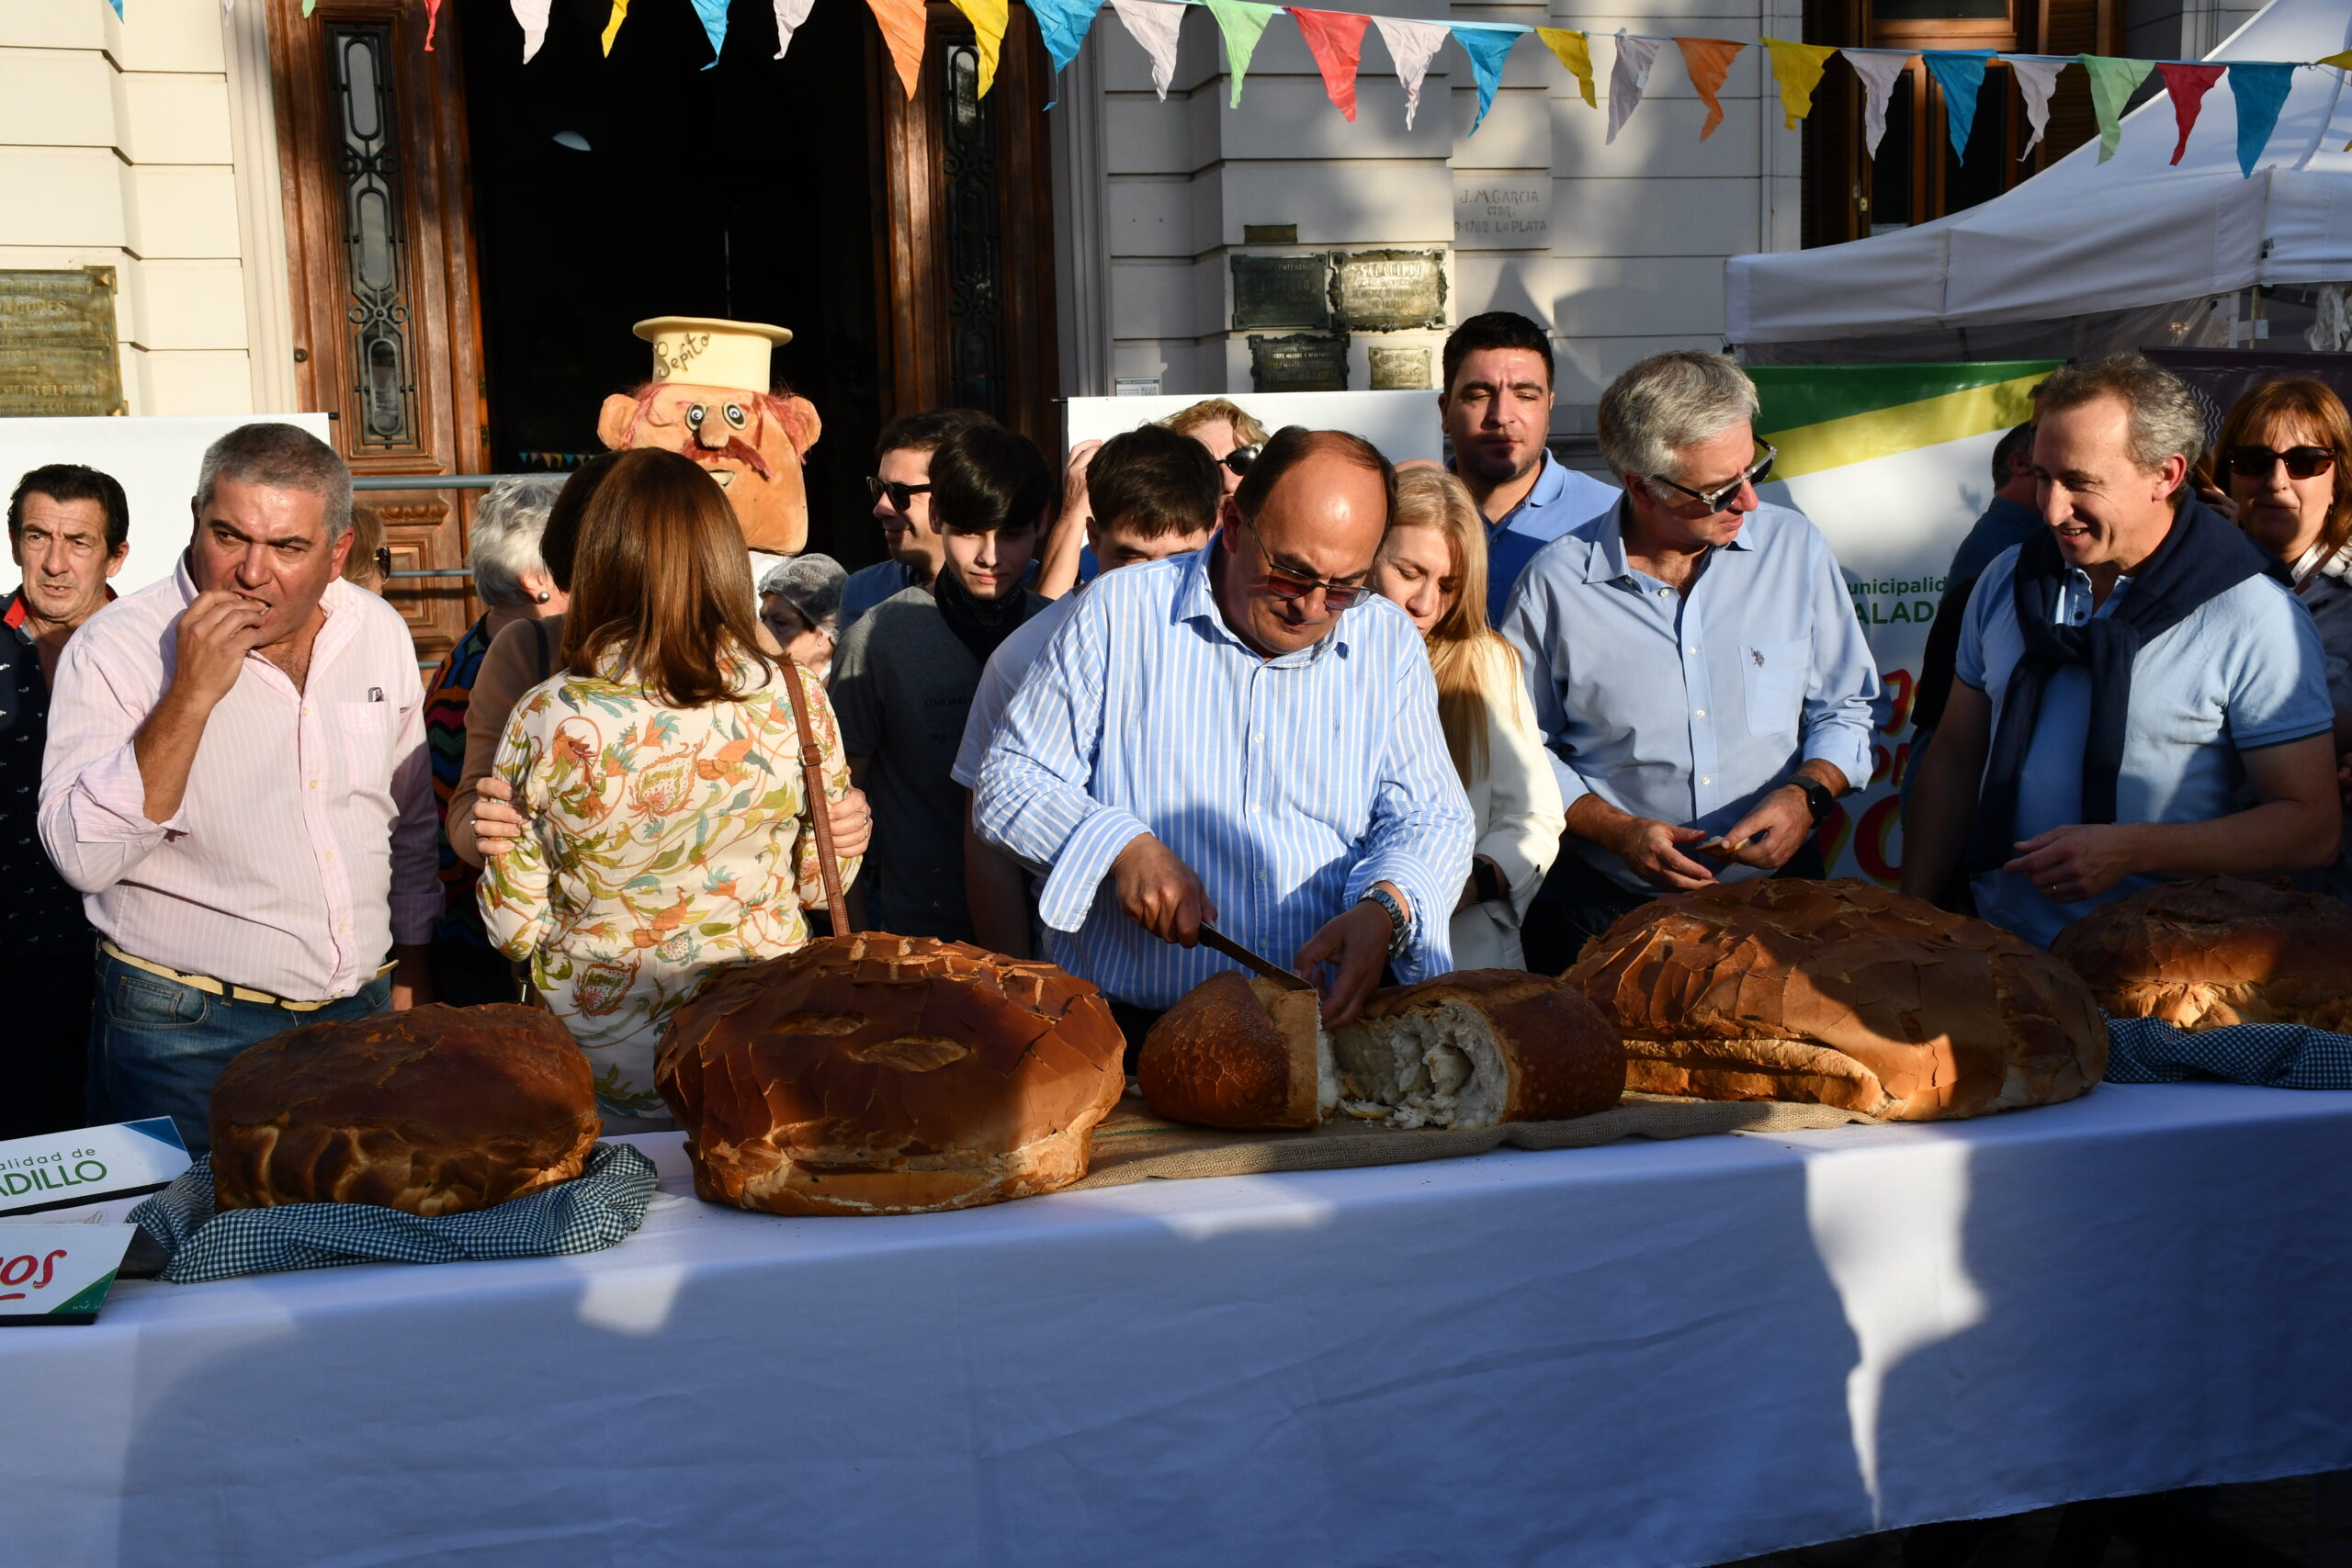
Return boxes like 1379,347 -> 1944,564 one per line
950,0 -> 1010,96
1761,37 -> 1838,128
600,0 -> 629,55
2319,49 -> 2352,69
1535,28 -> 1597,108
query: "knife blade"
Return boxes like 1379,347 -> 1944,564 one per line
1196,921 -> 1315,992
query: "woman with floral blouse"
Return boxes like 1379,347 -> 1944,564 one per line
478,448 -> 859,1128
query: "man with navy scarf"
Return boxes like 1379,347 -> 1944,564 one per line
1903,355 -> 2340,946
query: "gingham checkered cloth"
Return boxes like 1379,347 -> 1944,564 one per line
2104,1016 -> 2352,1089
130,1143 -> 659,1284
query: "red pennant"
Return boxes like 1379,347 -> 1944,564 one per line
424,0 -> 441,49
1674,38 -> 1745,141
1291,7 -> 1372,121
2156,62 -> 2224,164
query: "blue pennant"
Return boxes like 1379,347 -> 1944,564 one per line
1922,50 -> 1996,160
1451,25 -> 1521,136
2228,62 -> 2294,177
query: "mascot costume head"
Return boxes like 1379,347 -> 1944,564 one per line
596,317 -> 822,556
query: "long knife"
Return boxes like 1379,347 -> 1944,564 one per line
1196,920 -> 1315,992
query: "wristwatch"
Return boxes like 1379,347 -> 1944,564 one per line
1787,774 -> 1837,825
1360,886 -> 1411,957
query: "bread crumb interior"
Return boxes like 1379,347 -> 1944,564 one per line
1329,1001 -> 1507,1130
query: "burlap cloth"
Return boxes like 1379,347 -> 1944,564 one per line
1068,1092 -> 1876,1190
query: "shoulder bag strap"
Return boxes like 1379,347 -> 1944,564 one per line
778,656 -> 854,931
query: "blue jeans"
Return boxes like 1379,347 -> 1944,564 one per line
85,949 -> 393,1157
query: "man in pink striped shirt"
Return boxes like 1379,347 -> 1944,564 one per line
40,423 -> 435,1153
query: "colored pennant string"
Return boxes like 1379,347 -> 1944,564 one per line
1453,25 -> 1520,135
1606,31 -> 1661,145
599,0 -> 628,55
1760,39 -> 1837,129
690,0 -> 728,66
1841,48 -> 1909,161
866,0 -> 928,96
2079,55 -> 2154,163
2227,62 -> 2293,177
2007,56 -> 2067,159
1536,28 -> 1596,109
1921,50 -> 1994,160
1030,0 -> 1103,75
951,0 -> 1010,96
1203,0 -> 1275,107
1292,8 -> 1372,122
2154,62 -> 2223,165
511,0 -> 551,62
1111,0 -> 1184,98
1374,16 -> 1449,130
1674,38 -> 1743,141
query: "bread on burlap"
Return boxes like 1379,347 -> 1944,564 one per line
209,1004 -> 601,1216
1566,878 -> 2107,1121
1331,969 -> 1626,1129
1139,972 -> 1330,1131
2052,876 -> 2352,1033
654,934 -> 1125,1215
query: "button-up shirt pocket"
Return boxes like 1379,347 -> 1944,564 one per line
337,699 -> 396,784
1742,638 -> 1808,739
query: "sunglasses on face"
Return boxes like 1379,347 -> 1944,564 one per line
1238,518 -> 1368,611
1222,444 -> 1262,478
2226,445 -> 2337,481
1651,443 -> 1778,514
865,476 -> 933,511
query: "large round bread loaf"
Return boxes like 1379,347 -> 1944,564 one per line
209,1004 -> 601,1216
2052,876 -> 2352,1032
654,934 -> 1125,1215
1332,970 -> 1626,1128
1566,879 -> 2107,1121
1140,972 -> 1329,1130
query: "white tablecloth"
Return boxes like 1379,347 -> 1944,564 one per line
9,1083 -> 2350,1568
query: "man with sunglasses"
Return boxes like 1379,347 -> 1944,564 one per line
839,408 -> 996,634
973,427 -> 1473,1035
1498,351 -> 1880,971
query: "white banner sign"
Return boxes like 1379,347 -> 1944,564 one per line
0,1118 -> 190,1216
0,1224 -> 136,1323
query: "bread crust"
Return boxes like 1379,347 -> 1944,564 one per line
1139,972 -> 1320,1130
655,934 -> 1126,1215
1566,878 -> 2107,1121
1354,969 -> 1625,1123
209,1003 -> 601,1216
2052,876 -> 2352,1033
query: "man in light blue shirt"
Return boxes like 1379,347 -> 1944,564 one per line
975,428 -> 1473,1032
1439,312 -> 1620,626
1499,352 -> 1879,970
1903,355 -> 2339,946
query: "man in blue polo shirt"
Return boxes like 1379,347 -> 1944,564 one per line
1902,355 -> 2339,945
1439,311 -> 1619,625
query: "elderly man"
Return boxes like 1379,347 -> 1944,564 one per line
1902,355 -> 2338,945
974,427 -> 1472,1035
1500,351 -> 1880,972
40,423 -> 435,1152
3,465 -> 130,1137
1439,311 -> 1620,626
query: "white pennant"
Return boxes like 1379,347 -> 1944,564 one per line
1841,48 -> 1910,161
2007,55 -> 2068,159
1605,31 -> 1661,145
1112,0 -> 1186,99
1373,17 -> 1450,130
512,0 -> 552,62
772,0 -> 817,57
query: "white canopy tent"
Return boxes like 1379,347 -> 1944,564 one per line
1724,0 -> 2352,354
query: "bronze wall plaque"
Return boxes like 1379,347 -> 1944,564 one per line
1368,345 -> 1432,390
1242,223 -> 1298,245
0,268 -> 127,418
1232,254 -> 1332,331
1330,249 -> 1448,333
1249,333 -> 1350,393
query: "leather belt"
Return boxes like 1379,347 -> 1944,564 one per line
101,942 -> 397,1012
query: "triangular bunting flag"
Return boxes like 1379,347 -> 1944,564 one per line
2154,62 -> 2223,165
1112,0 -> 1184,99
866,0 -> 928,96
690,0 -> 727,66
513,0 -> 552,62
1292,8 -> 1372,122
109,0 -> 124,16
1921,50 -> 1994,160
1606,31 -> 1662,145
2008,56 -> 2066,159
1759,39 -> 1836,129
2078,55 -> 2154,163
1030,0 -> 1101,75
2320,50 -> 2352,70
424,0 -> 443,49
1536,28 -> 1596,109
1203,0 -> 1275,107
1373,17 -> 1449,130
2228,62 -> 2294,178
600,0 -> 628,55
773,0 -> 818,59
1842,49 -> 1909,161
951,0 -> 1010,96
1673,39 -> 1744,141
1453,25 -> 1521,136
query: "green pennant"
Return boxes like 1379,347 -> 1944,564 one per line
2077,55 -> 2155,164
1203,0 -> 1277,107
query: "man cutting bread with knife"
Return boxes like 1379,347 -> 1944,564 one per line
973,427 -> 1474,1042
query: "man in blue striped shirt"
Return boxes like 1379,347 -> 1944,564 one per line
973,429 -> 1474,1029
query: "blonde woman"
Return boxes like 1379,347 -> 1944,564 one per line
1372,468 -> 1566,970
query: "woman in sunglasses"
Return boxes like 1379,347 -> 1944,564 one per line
2208,377 -> 2352,892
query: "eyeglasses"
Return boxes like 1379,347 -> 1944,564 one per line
1221,444 -> 1262,478
2226,445 -> 2337,480
865,476 -> 933,511
1649,443 -> 1777,514
1237,518 -> 1369,611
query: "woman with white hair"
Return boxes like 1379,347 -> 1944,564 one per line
424,472 -> 571,1003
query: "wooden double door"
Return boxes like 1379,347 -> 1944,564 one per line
266,0 -> 1059,661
